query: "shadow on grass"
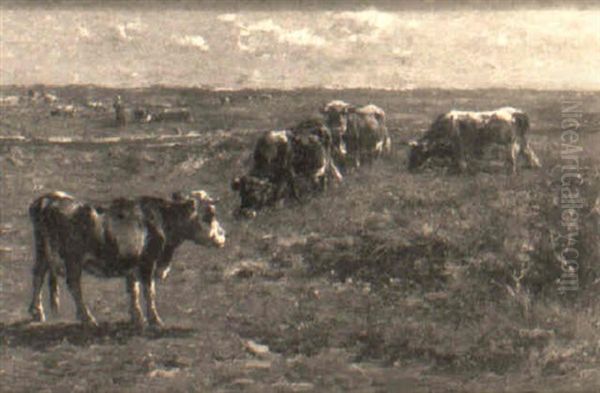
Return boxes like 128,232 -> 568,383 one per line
0,319 -> 196,350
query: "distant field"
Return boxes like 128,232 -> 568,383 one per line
1,86 -> 600,393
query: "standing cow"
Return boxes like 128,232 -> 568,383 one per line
321,100 -> 391,170
408,107 -> 541,174
28,190 -> 225,327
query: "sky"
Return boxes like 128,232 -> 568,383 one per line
1,2 -> 599,90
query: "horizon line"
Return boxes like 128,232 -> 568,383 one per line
2,0 -> 598,11
1,83 -> 599,94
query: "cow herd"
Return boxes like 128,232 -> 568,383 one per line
24,98 -> 542,328
232,100 -> 393,218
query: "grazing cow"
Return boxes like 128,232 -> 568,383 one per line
50,105 -> 76,117
43,93 -> 59,104
321,100 -> 391,169
0,96 -> 20,106
133,107 -> 153,123
290,118 -> 343,192
219,95 -> 231,106
28,190 -> 225,327
85,100 -> 107,111
408,107 -> 541,174
231,175 -> 276,219
232,119 -> 342,217
152,108 -> 193,122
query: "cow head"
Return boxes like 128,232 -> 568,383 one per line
407,139 -> 430,171
231,175 -> 275,219
408,139 -> 455,171
172,191 -> 226,247
320,100 -> 354,138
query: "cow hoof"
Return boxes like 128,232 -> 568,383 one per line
29,306 -> 45,323
130,315 -> 146,329
148,316 -> 164,329
80,315 -> 99,328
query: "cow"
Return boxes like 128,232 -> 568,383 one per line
50,104 -> 76,117
43,93 -> 59,104
290,118 -> 343,192
232,119 -> 342,218
28,190 -> 225,328
133,107 -> 153,123
219,95 -> 231,106
231,175 -> 276,219
151,108 -> 193,122
0,96 -> 20,106
320,100 -> 391,169
407,107 -> 542,174
86,100 -> 107,111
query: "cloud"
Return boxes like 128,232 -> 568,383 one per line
172,34 -> 210,51
217,13 -> 237,23
334,9 -> 397,29
279,28 -> 326,47
114,19 -> 145,42
76,25 -> 91,39
333,9 -> 398,44
239,18 -> 326,50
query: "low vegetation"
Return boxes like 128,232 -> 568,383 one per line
1,86 -> 599,392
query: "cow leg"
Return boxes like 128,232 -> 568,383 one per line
48,271 -> 60,315
126,272 -> 144,327
506,141 -> 520,175
140,265 -> 163,327
520,139 -> 542,169
451,136 -> 467,173
65,262 -> 97,327
29,259 -> 48,322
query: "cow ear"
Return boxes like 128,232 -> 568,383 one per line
172,192 -> 184,202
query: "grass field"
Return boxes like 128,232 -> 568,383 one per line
1,86 -> 600,392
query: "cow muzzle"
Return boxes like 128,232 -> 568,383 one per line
210,221 -> 226,247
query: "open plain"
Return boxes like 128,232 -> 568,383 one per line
1,86 -> 600,392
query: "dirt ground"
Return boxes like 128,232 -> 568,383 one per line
1,86 -> 600,392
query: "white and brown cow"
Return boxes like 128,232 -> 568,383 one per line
28,190 -> 225,328
320,100 -> 391,169
408,107 -> 541,174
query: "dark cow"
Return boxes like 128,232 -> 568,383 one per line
290,118 -> 343,192
408,107 -> 541,174
28,190 -> 225,327
231,175 -> 276,219
133,107 -> 153,123
232,119 -> 342,218
133,107 -> 192,123
321,100 -> 391,169
152,108 -> 193,122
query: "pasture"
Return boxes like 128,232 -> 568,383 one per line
1,86 -> 600,392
